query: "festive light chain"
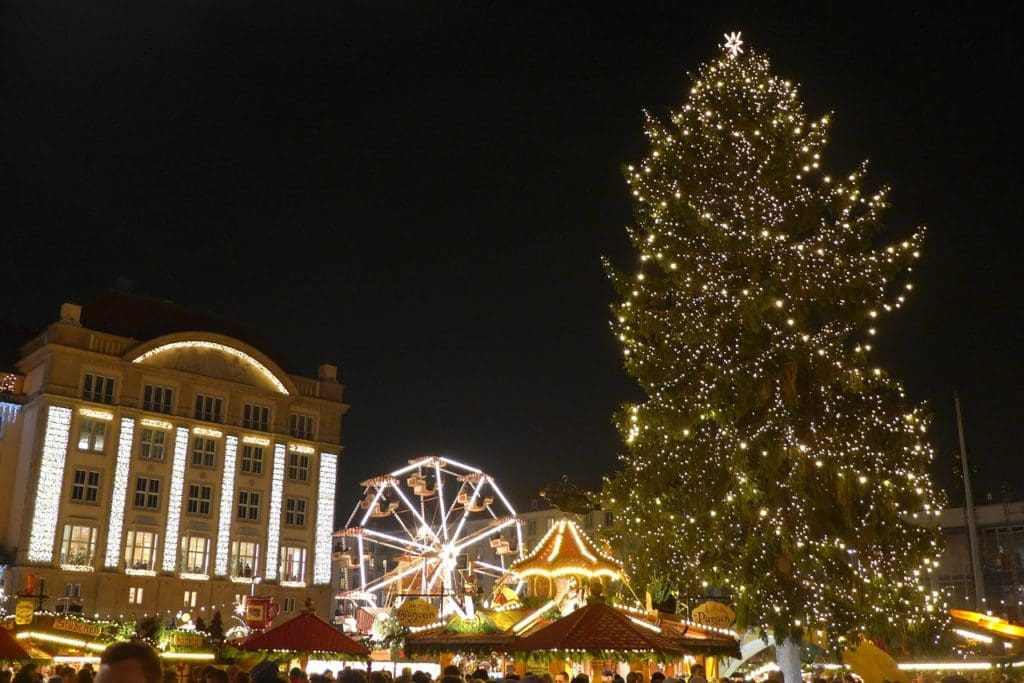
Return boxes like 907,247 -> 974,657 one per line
132,340 -> 289,394
314,451 -> 338,585
161,427 -> 190,572
214,435 -> 239,576
28,406 -> 72,562
105,417 -> 136,568
264,443 -> 286,581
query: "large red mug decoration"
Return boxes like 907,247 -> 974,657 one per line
245,597 -> 281,630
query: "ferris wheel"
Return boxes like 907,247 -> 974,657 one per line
334,456 -> 524,620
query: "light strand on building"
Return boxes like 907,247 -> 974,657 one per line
214,435 -> 239,576
105,417 -> 136,568
28,406 -> 72,562
131,340 -> 289,395
314,451 -> 337,585
265,443 -> 286,580
161,427 -> 189,572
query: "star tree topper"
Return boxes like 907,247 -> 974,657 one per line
723,31 -> 744,58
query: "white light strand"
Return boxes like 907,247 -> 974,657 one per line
214,436 -> 239,576
104,417 -> 136,569
28,406 -> 72,562
265,443 -> 286,581
161,427 -> 189,572
314,451 -> 337,585
132,340 -> 289,394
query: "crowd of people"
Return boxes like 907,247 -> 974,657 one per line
2,641 -> 995,683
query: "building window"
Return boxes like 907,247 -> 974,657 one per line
194,394 -> 223,423
139,428 -> 166,460
143,384 -> 174,414
242,403 -> 270,431
547,518 -> 557,529
283,597 -> 296,612
527,520 -> 537,536
191,437 -> 216,468
284,497 -> 306,527
134,477 -> 161,509
604,511 -> 614,526
230,540 -> 259,578
82,373 -> 115,403
289,414 -> 315,440
584,512 -> 595,530
77,419 -> 107,452
280,546 -> 306,583
186,483 -> 213,516
125,530 -> 159,571
65,583 -> 82,598
70,468 -> 101,503
238,490 -> 261,521
60,525 -> 97,567
183,590 -> 197,608
129,587 -> 144,605
287,453 -> 309,482
240,445 -> 264,475
180,535 -> 210,574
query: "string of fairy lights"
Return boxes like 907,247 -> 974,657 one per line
602,33 -> 945,648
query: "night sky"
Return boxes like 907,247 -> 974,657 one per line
2,3 -> 1020,515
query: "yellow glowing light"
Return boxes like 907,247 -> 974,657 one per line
243,435 -> 271,446
288,443 -> 315,454
132,340 -> 289,394
79,407 -> 113,421
192,426 -> 222,438
140,417 -> 173,429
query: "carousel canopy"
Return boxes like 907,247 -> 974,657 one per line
506,599 -> 684,656
0,627 -> 34,661
238,611 -> 369,656
509,519 -> 623,581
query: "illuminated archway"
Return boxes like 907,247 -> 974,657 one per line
127,333 -> 295,395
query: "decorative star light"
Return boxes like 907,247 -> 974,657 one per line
723,31 -> 744,58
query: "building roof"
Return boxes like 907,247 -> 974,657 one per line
77,290 -> 298,373
238,611 -> 369,656
506,599 -> 684,656
509,518 -> 623,581
0,627 -> 34,660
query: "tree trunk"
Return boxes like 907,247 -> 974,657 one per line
775,637 -> 801,683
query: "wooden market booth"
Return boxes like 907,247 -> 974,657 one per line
236,606 -> 369,670
505,588 -> 738,679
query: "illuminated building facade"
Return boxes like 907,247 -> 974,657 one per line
0,296 -> 347,620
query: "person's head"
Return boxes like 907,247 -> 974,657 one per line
602,673 -> 613,683
554,673 -> 570,683
205,671 -> 229,683
691,669 -> 704,679
339,671 -> 366,683
650,675 -> 664,683
471,672 -> 487,682
540,675 -> 553,683
162,671 -> 177,683
235,674 -> 250,683
96,642 -> 163,683
369,674 -> 389,683
401,672 -> 412,681
571,675 -> 587,683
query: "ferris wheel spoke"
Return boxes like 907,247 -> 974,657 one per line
358,485 -> 389,526
389,507 -> 418,543
356,527 -> 435,554
359,561 -> 429,595
452,478 -> 486,541
453,516 -> 519,554
435,461 -> 449,542
390,484 -> 443,545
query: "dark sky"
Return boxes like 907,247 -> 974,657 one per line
2,2 -> 1021,515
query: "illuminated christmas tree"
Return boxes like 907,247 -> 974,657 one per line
602,33 -> 944,673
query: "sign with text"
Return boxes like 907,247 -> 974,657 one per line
690,600 -> 735,629
53,617 -> 103,637
395,598 -> 439,627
